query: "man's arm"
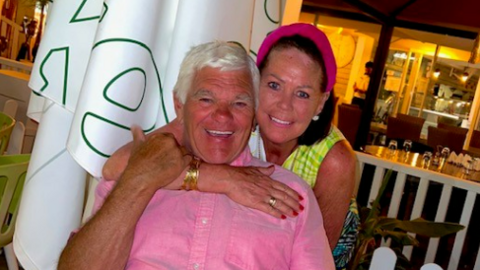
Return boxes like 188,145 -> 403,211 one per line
59,129 -> 190,270
102,119 -> 184,181
313,140 -> 356,249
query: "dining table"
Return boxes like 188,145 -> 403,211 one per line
364,145 -> 480,182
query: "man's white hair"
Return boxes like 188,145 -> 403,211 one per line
173,40 -> 259,105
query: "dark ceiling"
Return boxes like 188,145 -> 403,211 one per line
303,0 -> 480,37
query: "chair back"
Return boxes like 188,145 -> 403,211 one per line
396,113 -> 426,126
0,154 -> 30,247
369,247 -> 444,270
471,130 -> 480,148
420,263 -> 443,270
0,112 -> 15,155
337,104 -> 362,146
386,116 -> 423,142
6,122 -> 25,155
427,126 -> 466,153
437,122 -> 468,136
369,247 -> 397,270
2,100 -> 18,120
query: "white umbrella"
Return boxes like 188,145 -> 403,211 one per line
14,0 -> 284,269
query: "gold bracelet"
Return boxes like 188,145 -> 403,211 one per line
181,157 -> 201,190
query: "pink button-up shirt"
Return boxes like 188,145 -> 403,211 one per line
94,148 -> 334,269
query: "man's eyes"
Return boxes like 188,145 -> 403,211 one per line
233,101 -> 249,108
199,98 -> 213,103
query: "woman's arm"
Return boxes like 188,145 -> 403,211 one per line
313,140 -> 356,250
102,121 -> 303,218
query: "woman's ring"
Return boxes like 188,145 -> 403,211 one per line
268,197 -> 277,208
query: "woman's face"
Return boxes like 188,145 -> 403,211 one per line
256,47 -> 329,145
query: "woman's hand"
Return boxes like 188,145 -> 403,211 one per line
201,164 -> 304,219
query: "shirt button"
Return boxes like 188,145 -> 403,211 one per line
193,263 -> 199,269
201,218 -> 208,224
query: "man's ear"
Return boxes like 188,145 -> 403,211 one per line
174,95 -> 184,122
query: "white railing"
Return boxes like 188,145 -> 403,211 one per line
356,151 -> 480,270
0,57 -> 32,74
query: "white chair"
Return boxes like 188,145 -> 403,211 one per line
3,100 -> 18,120
6,122 -> 25,155
369,247 -> 397,270
369,247 -> 444,270
420,263 -> 443,270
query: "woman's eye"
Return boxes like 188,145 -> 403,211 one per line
267,82 -> 280,90
297,91 -> 310,99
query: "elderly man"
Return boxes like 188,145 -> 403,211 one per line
59,41 -> 334,270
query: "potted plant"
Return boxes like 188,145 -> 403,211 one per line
348,170 -> 465,270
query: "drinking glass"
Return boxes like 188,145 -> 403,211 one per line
388,140 -> 398,151
441,147 -> 450,160
432,151 -> 441,166
387,140 -> 398,157
403,140 -> 412,153
422,151 -> 433,168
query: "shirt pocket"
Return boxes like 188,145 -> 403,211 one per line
225,209 -> 294,270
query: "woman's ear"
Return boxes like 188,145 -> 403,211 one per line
315,92 -> 331,116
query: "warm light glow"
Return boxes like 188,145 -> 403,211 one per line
433,69 -> 440,78
394,52 -> 408,59
461,72 -> 469,82
336,27 -> 343,34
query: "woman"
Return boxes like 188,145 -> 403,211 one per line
250,23 -> 358,268
103,23 -> 357,269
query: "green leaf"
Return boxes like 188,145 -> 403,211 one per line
366,170 -> 393,221
374,229 -> 419,246
375,217 -> 401,230
395,218 -> 464,237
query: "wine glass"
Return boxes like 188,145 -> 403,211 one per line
403,140 -> 412,153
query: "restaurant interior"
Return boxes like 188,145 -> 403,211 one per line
1,0 -> 480,269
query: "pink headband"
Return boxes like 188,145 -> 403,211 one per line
256,23 -> 337,92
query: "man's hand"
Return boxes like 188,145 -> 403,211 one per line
121,126 -> 191,191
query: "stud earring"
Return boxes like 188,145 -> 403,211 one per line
312,115 -> 319,121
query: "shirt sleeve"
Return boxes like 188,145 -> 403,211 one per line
290,183 -> 335,270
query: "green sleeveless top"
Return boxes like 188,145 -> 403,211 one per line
283,126 -> 345,187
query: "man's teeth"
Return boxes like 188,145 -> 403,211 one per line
271,116 -> 291,125
207,130 -> 233,135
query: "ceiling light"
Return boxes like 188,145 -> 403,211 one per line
461,72 -> 469,82
433,69 -> 440,78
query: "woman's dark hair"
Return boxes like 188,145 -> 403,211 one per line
258,35 -> 335,146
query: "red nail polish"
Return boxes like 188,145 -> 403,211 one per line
299,205 -> 304,211
299,195 -> 304,201
281,215 -> 287,219
293,211 -> 298,216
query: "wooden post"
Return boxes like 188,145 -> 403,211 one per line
354,23 -> 394,150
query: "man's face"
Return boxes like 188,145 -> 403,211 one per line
175,67 -> 255,164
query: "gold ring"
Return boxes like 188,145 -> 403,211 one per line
268,197 -> 277,208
